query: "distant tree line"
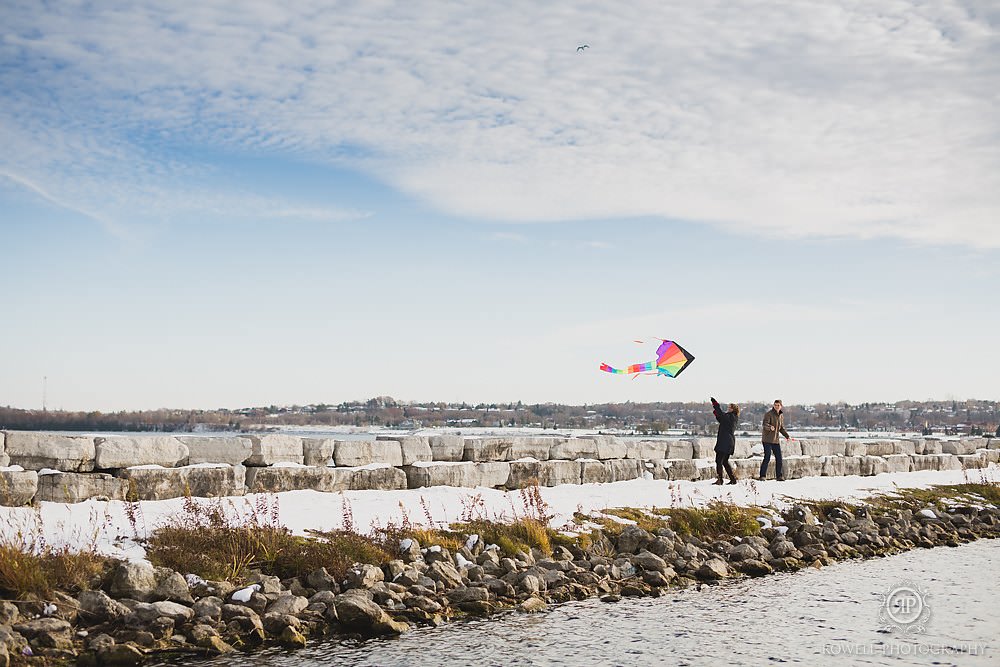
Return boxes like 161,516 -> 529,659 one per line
2,399 -> 997,435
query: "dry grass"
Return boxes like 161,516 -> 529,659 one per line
649,502 -> 765,538
871,481 -> 1000,512
0,512 -> 110,599
146,495 -> 388,582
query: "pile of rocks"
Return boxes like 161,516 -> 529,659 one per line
2,430 -> 999,506
2,500 -> 997,665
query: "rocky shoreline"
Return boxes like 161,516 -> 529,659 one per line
2,492 -> 998,667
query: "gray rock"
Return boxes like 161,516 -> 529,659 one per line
245,465 -> 351,493
516,596 -> 547,613
548,439 -> 599,461
0,470 -> 37,506
462,438 -> 513,462
738,559 -> 774,577
617,525 -> 653,554
306,567 -> 339,592
377,436 -> 432,465
77,590 -> 132,624
132,601 -> 194,623
334,440 -> 402,467
333,595 -> 409,635
631,550 -> 671,573
507,460 -> 581,487
245,434 -> 304,466
94,436 -> 189,469
111,561 -> 158,601
404,462 -> 483,489
301,438 -> 337,466
4,431 -> 95,472
427,561 -> 463,589
726,543 -> 758,562
35,471 -> 129,503
696,558 -> 729,580
116,464 -> 246,500
178,436 -> 253,466
445,586 -> 490,604
404,595 -> 443,613
192,596 -> 223,621
345,564 -> 384,590
265,595 -> 308,616
0,601 -> 18,626
153,568 -> 195,604
349,466 -> 408,490
507,437 -> 554,461
428,435 -> 466,462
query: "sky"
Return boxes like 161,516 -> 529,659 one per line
1,1 -> 998,412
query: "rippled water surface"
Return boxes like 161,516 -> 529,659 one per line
160,540 -> 999,666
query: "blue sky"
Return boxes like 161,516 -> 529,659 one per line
1,1 -> 998,411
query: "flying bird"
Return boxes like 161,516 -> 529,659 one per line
577,44 -> 589,52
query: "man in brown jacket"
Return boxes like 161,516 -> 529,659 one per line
759,399 -> 790,481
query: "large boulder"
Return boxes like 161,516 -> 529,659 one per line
245,435 -> 304,466
301,438 -> 337,466
936,454 -> 962,471
941,441 -> 977,456
35,471 -> 129,503
625,440 -> 666,459
178,436 -> 253,465
844,441 -> 867,457
687,438 -> 715,459
428,435 -> 464,462
245,466 -> 351,493
507,437 -> 554,461
4,432 -> 95,472
580,459 -> 643,484
781,457 -> 821,479
664,459 -> 699,481
333,593 -> 408,635
111,561 -> 158,601
908,454 -> 938,471
477,462 -> 512,488
334,440 -> 402,467
884,454 -> 912,474
860,455 -> 889,476
405,462 -> 482,489
549,439 -> 598,461
77,590 -> 132,625
507,460 -> 581,487
0,469 -> 38,506
463,438 -> 513,462
0,431 -> 7,467
94,436 -> 189,469
117,464 -> 246,500
377,436 -> 431,465
349,466 -> 408,490
577,435 -> 625,460
664,441 -> 694,459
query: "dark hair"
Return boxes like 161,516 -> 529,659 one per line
729,403 -> 740,416
773,399 -> 782,405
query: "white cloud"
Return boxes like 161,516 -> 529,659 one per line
1,1 -> 997,245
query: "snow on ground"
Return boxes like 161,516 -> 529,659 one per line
1,466 -> 995,562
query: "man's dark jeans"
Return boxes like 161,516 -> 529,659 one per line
760,443 -> 783,479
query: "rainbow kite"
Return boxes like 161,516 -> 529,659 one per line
600,339 -> 695,379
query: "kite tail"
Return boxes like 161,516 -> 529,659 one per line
600,361 -> 655,374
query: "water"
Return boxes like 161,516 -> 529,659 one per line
158,541 -> 1000,666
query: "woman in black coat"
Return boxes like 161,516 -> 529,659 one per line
710,397 -> 739,485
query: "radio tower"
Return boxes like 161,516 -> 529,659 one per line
43,375 -> 47,412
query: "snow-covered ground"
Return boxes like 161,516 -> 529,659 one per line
1,466 -> 996,562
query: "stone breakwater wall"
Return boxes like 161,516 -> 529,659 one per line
1,430 -> 998,506
0,501 -> 997,665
